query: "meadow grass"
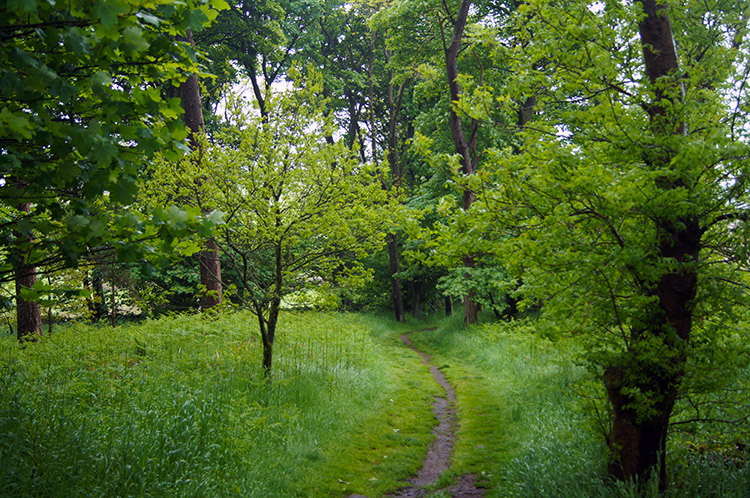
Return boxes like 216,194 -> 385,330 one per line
0,311 -> 438,498
2,310 -> 746,497
411,311 -> 750,498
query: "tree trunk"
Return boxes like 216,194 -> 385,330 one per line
260,243 -> 284,377
85,270 -> 107,321
15,263 -> 41,341
377,45 -> 409,323
443,0 -> 478,324
387,234 -> 406,322
444,295 -> 453,316
199,238 -> 223,309
259,313 -> 275,378
604,1 -> 696,489
14,196 -> 41,341
178,29 -> 223,309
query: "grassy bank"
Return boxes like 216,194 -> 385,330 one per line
409,312 -> 750,497
0,311 -> 437,498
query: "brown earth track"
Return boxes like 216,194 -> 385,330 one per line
349,328 -> 484,498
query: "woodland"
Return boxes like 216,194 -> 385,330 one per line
1,0 -> 749,496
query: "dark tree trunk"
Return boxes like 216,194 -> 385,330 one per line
443,0 -> 478,324
444,295 -> 453,316
387,234 -> 406,322
15,263 -> 41,341
85,270 -> 107,321
260,243 -> 283,377
14,196 -> 41,341
178,29 -> 223,309
604,1 -> 696,489
259,313 -> 275,377
376,46 -> 408,323
199,238 -> 223,309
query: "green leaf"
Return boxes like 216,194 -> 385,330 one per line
124,26 -> 150,52
95,0 -> 128,27
0,107 -> 34,139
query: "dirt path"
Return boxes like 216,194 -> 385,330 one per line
380,330 -> 484,498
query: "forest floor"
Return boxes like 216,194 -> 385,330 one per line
349,328 -> 484,498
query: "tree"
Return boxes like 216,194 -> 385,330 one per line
177,28 -> 223,309
374,0 -> 518,323
0,0 -> 225,339
442,0 -> 481,324
152,70 -> 386,375
492,0 -> 750,487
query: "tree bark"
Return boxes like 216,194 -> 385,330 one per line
199,238 -> 223,309
384,49 -> 408,323
14,192 -> 41,341
443,0 -> 479,324
604,1 -> 696,489
178,29 -> 223,309
260,242 -> 284,377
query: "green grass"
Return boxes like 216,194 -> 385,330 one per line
409,311 -> 750,497
2,310 -> 747,497
0,311 -> 438,498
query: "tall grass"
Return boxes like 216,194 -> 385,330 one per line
411,313 -> 750,498
0,311 -> 403,497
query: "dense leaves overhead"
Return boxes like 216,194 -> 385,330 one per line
0,0 -> 225,284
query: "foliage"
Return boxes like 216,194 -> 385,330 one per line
144,67 -> 388,372
410,314 -> 750,497
0,0 -> 226,307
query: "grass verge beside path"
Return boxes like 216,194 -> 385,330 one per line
0,311 -> 439,498
410,312 -> 750,498
408,312 -> 606,497
299,314 -> 440,497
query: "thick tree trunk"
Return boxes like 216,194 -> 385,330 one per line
14,197 -> 41,341
444,295 -> 453,316
444,0 -> 478,324
605,1 -> 696,489
387,234 -> 406,322
178,29 -> 223,309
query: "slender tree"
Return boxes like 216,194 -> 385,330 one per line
442,0 -> 480,324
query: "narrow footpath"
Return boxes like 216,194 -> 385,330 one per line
358,329 -> 485,498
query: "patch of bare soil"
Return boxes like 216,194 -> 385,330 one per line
379,330 -> 485,498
